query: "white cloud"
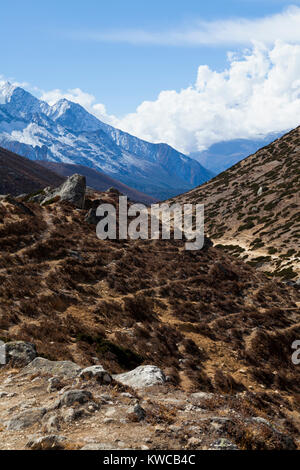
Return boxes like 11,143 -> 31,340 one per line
71,5 -> 300,46
3,40 -> 300,154
114,41 -> 300,152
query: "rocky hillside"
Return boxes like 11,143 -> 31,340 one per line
0,146 -> 64,196
0,178 -> 299,449
175,127 -> 300,281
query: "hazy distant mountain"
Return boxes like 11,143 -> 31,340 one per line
0,82 -> 214,200
190,133 -> 285,174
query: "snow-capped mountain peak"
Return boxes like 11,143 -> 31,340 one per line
0,85 -> 214,199
0,81 -> 18,104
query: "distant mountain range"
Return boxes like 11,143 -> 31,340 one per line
0,82 -> 214,200
190,133 -> 286,174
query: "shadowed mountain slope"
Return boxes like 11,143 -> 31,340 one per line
38,161 -> 157,205
0,146 -> 64,196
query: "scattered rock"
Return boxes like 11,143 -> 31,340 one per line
26,435 -> 66,450
114,365 -> 166,389
79,365 -> 112,384
47,376 -> 64,393
43,415 -> 61,432
121,392 -> 134,399
131,404 -> 146,421
56,389 -> 94,408
257,186 -> 264,196
188,437 -> 202,448
61,407 -> 84,423
103,418 -> 114,424
209,438 -> 239,450
190,392 -> 214,401
5,407 -> 47,430
5,341 -> 36,366
23,357 -> 82,378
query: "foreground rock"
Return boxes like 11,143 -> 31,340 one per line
114,365 -> 166,389
209,438 -> 239,451
79,365 -> 112,384
4,341 -> 36,366
26,435 -> 67,450
55,390 -> 94,408
22,357 -> 82,378
5,407 -> 47,431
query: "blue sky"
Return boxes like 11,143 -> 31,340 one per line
2,1 -> 300,152
1,0 -> 299,114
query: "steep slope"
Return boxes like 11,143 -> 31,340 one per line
0,146 -> 64,196
175,128 -> 300,280
39,161 -> 157,204
190,132 -> 284,174
0,83 -> 214,199
0,190 -> 299,449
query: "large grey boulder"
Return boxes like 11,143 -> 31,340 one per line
41,174 -> 86,208
5,341 -> 37,366
22,357 -> 82,378
4,407 -> 47,430
114,365 -> 166,389
79,365 -> 112,384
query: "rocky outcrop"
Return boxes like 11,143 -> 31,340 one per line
79,365 -> 112,384
22,357 -> 82,378
4,407 -> 47,431
26,435 -> 67,450
40,174 -> 86,208
4,341 -> 36,366
114,365 -> 166,389
55,390 -> 94,408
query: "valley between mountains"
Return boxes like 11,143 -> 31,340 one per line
0,175 -> 299,450
0,81 -> 299,451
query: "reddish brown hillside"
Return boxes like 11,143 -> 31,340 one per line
0,147 -> 64,196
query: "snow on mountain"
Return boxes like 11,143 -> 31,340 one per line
0,82 -> 214,199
